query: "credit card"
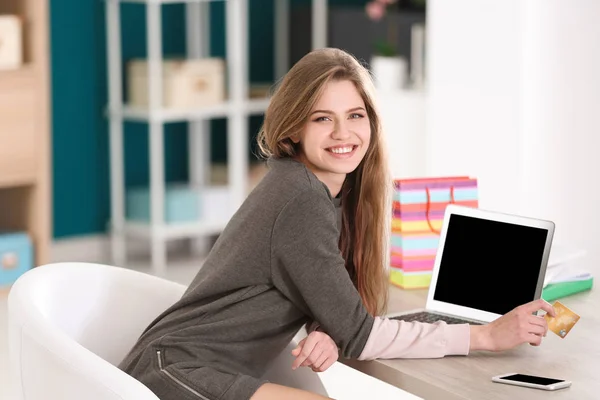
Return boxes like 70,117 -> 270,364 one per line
544,300 -> 580,339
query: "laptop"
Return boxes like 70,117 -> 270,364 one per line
387,204 -> 555,325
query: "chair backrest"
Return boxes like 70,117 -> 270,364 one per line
8,262 -> 187,400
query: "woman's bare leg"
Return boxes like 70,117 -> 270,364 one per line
251,383 -> 332,400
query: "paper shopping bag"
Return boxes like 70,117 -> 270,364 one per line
390,176 -> 479,289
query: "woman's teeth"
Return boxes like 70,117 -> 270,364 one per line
329,146 -> 353,154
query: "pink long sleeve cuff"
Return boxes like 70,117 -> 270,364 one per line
357,316 -> 471,360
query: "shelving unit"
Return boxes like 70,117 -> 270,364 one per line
106,0 -> 329,276
0,0 -> 52,268
106,0 -> 269,275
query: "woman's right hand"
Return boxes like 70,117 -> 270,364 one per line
291,331 -> 339,372
470,298 -> 557,352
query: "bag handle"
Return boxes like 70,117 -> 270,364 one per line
425,186 -> 455,233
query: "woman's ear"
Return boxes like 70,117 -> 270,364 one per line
290,134 -> 301,144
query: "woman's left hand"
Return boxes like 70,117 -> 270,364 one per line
291,331 -> 339,372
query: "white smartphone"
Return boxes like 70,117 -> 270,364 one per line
492,373 -> 571,391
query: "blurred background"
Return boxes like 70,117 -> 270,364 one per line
0,0 -> 599,282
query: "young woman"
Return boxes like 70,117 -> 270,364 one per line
119,48 -> 555,400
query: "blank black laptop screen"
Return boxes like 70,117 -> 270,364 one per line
433,214 -> 549,316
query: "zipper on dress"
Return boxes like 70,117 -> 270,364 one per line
156,350 -> 211,400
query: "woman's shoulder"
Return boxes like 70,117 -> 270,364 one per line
269,161 -> 336,214
264,157 -> 331,199
243,157 -> 334,218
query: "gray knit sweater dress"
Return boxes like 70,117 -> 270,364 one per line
118,157 -> 375,400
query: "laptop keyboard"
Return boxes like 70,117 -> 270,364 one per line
390,311 -> 484,326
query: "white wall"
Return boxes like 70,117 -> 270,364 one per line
377,89 -> 427,179
520,0 -> 600,270
426,0 -> 600,270
426,0 -> 525,214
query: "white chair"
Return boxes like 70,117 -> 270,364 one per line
8,262 -> 421,400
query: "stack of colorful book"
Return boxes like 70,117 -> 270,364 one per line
542,246 -> 594,302
390,177 -> 479,289
542,274 -> 594,302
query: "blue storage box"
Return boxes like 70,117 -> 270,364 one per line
0,232 -> 33,287
126,183 -> 201,224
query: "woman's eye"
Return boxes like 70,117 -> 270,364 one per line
315,116 -> 331,122
350,113 -> 364,119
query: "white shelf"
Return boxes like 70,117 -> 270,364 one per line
123,219 -> 228,240
110,98 -> 270,123
245,98 -> 271,115
106,0 -> 254,274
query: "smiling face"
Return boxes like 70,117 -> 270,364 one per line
293,79 -> 371,195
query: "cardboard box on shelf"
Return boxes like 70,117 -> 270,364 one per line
127,58 -> 225,109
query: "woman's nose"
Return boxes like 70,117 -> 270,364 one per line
331,121 -> 351,140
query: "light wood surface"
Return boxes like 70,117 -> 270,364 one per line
0,68 -> 37,186
0,0 -> 51,266
343,285 -> 599,400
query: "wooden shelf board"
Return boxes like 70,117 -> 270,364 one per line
0,174 -> 36,189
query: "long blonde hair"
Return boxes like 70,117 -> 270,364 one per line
257,48 -> 390,316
